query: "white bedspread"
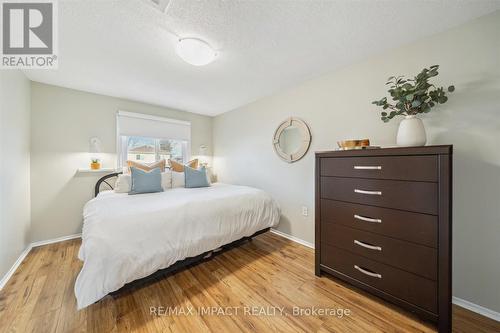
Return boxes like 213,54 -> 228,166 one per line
75,183 -> 280,309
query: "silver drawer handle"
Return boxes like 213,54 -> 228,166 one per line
354,240 -> 382,251
354,166 -> 382,170
354,265 -> 382,279
354,189 -> 382,196
354,214 -> 382,223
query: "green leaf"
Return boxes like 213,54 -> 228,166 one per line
411,100 -> 422,108
439,96 -> 448,103
448,85 -> 455,92
405,94 -> 414,101
402,83 -> 413,90
381,112 -> 387,116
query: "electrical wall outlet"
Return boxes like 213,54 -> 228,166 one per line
302,206 -> 308,216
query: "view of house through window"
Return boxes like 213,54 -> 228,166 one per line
123,136 -> 187,165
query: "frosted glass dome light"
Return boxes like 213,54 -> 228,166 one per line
176,38 -> 217,66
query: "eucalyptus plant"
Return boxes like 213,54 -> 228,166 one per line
372,65 -> 455,123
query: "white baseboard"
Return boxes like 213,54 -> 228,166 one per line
270,228 -> 314,249
453,296 -> 500,322
31,233 -> 81,248
0,246 -> 32,290
270,229 -> 500,323
0,233 -> 81,290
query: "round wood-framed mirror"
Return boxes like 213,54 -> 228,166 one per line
273,117 -> 311,163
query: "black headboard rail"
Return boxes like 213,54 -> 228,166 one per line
95,172 -> 122,197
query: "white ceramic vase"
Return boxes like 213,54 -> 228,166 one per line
396,115 -> 427,147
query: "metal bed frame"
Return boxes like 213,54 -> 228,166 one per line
95,172 -> 123,197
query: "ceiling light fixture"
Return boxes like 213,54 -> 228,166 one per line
176,38 -> 217,66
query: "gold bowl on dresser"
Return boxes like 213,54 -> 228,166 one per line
337,139 -> 370,150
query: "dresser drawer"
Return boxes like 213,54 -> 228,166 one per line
320,155 -> 438,182
321,245 -> 437,313
320,177 -> 438,214
321,224 -> 437,280
320,199 -> 437,247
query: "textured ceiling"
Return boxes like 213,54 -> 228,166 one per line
24,0 -> 500,116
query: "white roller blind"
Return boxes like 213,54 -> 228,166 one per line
117,111 -> 191,141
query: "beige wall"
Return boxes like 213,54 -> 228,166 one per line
30,83 -> 213,242
0,71 -> 31,278
213,11 -> 500,311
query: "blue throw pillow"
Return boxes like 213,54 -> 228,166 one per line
184,166 -> 210,188
129,167 -> 163,195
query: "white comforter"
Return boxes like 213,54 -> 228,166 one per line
75,183 -> 280,309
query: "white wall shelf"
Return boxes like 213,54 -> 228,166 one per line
76,168 -> 117,174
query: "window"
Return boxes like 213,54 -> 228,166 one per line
116,111 -> 191,168
123,136 -> 187,164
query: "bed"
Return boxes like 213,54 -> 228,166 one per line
75,174 -> 281,309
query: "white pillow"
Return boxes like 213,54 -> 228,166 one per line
205,167 -> 212,185
161,170 -> 172,190
171,171 -> 185,188
114,171 -> 172,192
114,174 -> 131,193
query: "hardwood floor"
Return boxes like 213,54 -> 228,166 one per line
0,232 -> 498,332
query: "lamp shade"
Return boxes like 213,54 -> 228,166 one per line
199,144 -> 208,156
89,137 -> 102,154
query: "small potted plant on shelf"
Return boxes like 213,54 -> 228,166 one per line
372,65 -> 454,146
90,158 -> 101,170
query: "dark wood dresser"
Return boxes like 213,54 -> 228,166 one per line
315,145 -> 452,332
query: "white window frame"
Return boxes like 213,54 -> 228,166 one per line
116,111 -> 191,168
